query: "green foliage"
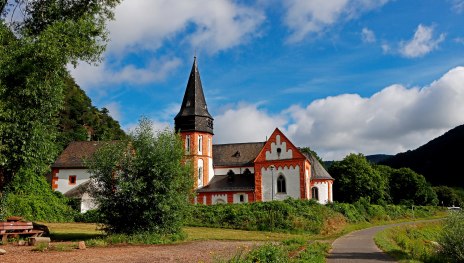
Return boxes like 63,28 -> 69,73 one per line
299,147 -> 325,167
440,211 -> 464,262
329,153 -> 389,204
388,168 -> 438,206
189,199 -> 340,234
74,209 -> 101,223
4,168 -> 75,222
374,222 -> 443,263
87,118 -> 193,234
433,186 -> 463,207
57,76 -> 126,151
328,199 -> 440,223
227,240 -> 329,263
0,0 -> 120,190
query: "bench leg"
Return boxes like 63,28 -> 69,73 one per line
2,234 -> 7,244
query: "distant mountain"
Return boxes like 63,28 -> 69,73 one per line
381,124 -> 464,188
366,154 -> 393,164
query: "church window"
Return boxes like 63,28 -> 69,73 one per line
208,138 -> 211,156
312,187 -> 319,201
277,147 -> 282,159
239,194 -> 244,203
198,135 -> 203,154
186,135 -> 191,154
198,159 -> 204,187
277,175 -> 286,193
243,168 -> 251,175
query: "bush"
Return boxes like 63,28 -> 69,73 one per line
190,199 -> 340,234
4,168 -> 75,222
75,209 -> 101,223
440,211 -> 464,262
87,119 -> 193,234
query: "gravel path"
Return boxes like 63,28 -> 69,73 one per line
0,240 -> 259,263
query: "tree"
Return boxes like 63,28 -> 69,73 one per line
434,186 -> 462,207
0,0 -> 120,221
389,168 -> 438,206
87,119 -> 194,234
300,147 -> 325,168
328,153 -> 388,204
0,0 -> 120,189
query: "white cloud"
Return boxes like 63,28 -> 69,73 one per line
361,27 -> 376,43
399,24 -> 445,58
283,0 -> 389,43
124,120 -> 171,135
107,0 -> 264,55
213,103 -> 287,144
70,57 -> 181,88
209,67 -> 464,160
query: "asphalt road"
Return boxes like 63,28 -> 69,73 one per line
326,220 -> 441,263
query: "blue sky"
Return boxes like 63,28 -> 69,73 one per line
70,0 -> 464,160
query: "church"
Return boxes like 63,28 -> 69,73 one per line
51,58 -> 333,212
174,58 -> 333,205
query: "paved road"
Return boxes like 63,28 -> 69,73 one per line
327,220 -> 441,263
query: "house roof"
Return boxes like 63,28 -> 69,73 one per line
64,181 -> 90,198
303,153 -> 334,180
213,142 -> 265,167
52,141 -> 106,168
196,173 -> 255,193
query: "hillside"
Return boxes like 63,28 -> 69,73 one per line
366,154 -> 393,164
381,124 -> 464,187
56,76 -> 126,151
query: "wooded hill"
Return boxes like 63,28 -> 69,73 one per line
381,124 -> 464,188
57,76 -> 126,151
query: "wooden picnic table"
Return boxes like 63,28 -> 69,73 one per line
0,220 -> 44,243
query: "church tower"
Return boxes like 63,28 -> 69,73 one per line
175,57 -> 214,188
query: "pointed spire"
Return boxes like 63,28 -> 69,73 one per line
174,57 -> 214,134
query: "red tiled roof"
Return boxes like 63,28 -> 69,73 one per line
52,141 -> 107,168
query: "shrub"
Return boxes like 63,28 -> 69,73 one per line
75,209 -> 101,223
4,168 -> 75,222
440,211 -> 464,262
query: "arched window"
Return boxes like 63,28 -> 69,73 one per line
243,168 -> 251,175
227,170 -> 235,183
312,187 -> 319,201
198,159 -> 204,187
277,174 -> 286,193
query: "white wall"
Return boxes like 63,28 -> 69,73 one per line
261,165 -> 300,201
80,192 -> 97,213
55,168 -> 91,194
233,193 -> 249,203
265,135 -> 293,160
214,166 -> 254,175
212,194 -> 228,204
312,182 -> 330,204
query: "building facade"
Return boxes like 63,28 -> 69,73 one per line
175,58 -> 334,205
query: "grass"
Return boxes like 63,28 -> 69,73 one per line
374,221 -> 443,262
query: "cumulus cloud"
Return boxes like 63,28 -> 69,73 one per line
70,57 -> 181,88
361,27 -> 376,43
283,0 -> 389,43
399,24 -> 445,58
213,103 -> 287,144
211,67 -> 464,160
107,0 -> 264,55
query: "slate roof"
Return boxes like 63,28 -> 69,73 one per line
174,57 -> 214,134
303,153 -> 334,180
213,142 -> 265,167
52,141 -> 106,168
196,173 -> 255,192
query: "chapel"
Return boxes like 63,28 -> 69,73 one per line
174,58 -> 334,205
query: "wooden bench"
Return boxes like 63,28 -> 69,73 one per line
0,221 -> 44,243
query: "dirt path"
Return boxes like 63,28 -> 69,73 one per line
326,219 -> 441,263
0,240 -> 259,263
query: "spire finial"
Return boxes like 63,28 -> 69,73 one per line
194,49 -> 197,60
